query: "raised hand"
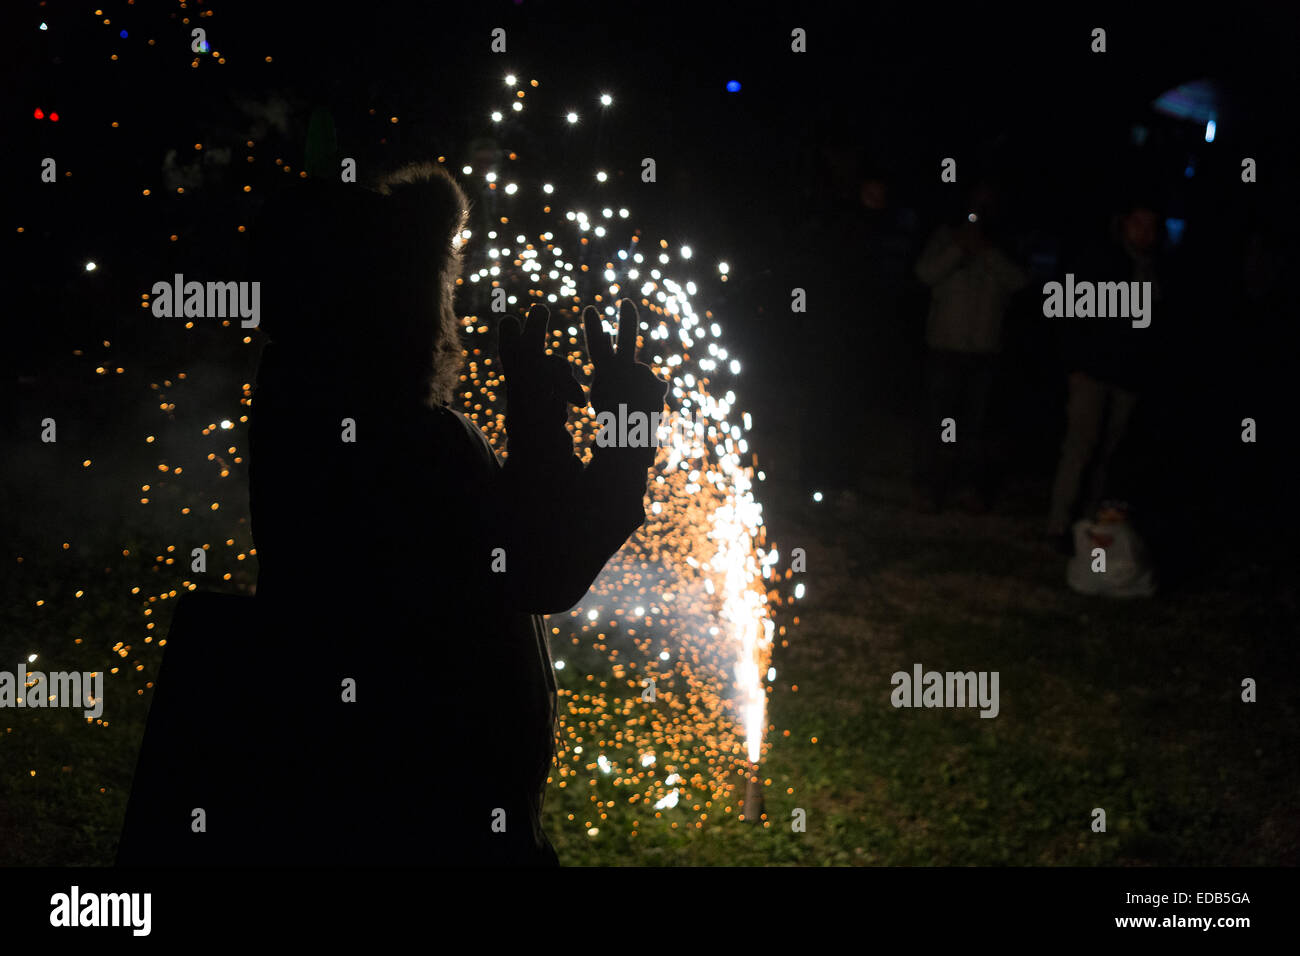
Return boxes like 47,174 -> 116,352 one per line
582,298 -> 668,425
499,303 -> 585,453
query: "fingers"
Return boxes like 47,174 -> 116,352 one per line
564,375 -> 586,408
522,302 -> 550,352
499,314 -> 522,363
617,298 -> 639,365
582,304 -> 614,367
543,353 -> 586,408
583,299 -> 644,368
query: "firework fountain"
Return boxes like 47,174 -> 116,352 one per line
451,73 -> 781,831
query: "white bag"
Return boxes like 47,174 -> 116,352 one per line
1066,516 -> 1156,597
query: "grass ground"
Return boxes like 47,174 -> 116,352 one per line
544,471 -> 1298,865
3,463 -> 1296,866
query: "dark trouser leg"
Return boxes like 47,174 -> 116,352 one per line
1083,383 -> 1139,515
958,353 -> 997,499
917,349 -> 963,505
1047,373 -> 1106,534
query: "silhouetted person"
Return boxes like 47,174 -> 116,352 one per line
1046,196 -> 1162,547
117,163 -> 666,866
851,165 -> 919,415
913,180 -> 1028,512
798,162 -> 916,498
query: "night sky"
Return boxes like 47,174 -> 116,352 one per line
10,4 -> 1299,415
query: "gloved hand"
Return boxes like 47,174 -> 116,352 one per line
499,303 -> 586,460
582,298 -> 669,435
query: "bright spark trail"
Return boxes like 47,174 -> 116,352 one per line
453,74 -> 782,831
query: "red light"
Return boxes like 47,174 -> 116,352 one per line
34,108 -> 44,119
49,112 -> 59,122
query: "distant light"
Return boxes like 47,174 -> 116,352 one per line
1184,164 -> 1195,179
461,165 -> 472,175
812,491 -> 823,502
34,108 -> 44,120
718,261 -> 729,274
596,170 -> 607,182
119,29 -> 128,38
554,660 -> 565,670
566,112 -> 578,124
618,208 -> 628,218
504,183 -> 518,194
1165,218 -> 1186,245
28,654 -> 37,662
511,101 -> 522,112
1205,118 -> 1216,143
794,583 -> 806,599
543,183 -> 554,194
726,80 -> 741,93
602,207 -> 613,218
653,790 -> 679,810
491,111 -> 502,122
84,261 -> 97,272
505,74 -> 517,86
39,22 -> 47,30
659,650 -> 670,661
767,667 -> 776,682
49,112 -> 60,122
680,245 -> 692,259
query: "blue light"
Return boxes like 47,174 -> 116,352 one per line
1205,118 -> 1216,143
725,80 -> 741,93
1165,218 -> 1186,246
119,29 -> 128,38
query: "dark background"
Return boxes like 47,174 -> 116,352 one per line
7,3 -> 1298,569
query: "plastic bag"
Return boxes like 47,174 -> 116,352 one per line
1066,511 -> 1156,598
